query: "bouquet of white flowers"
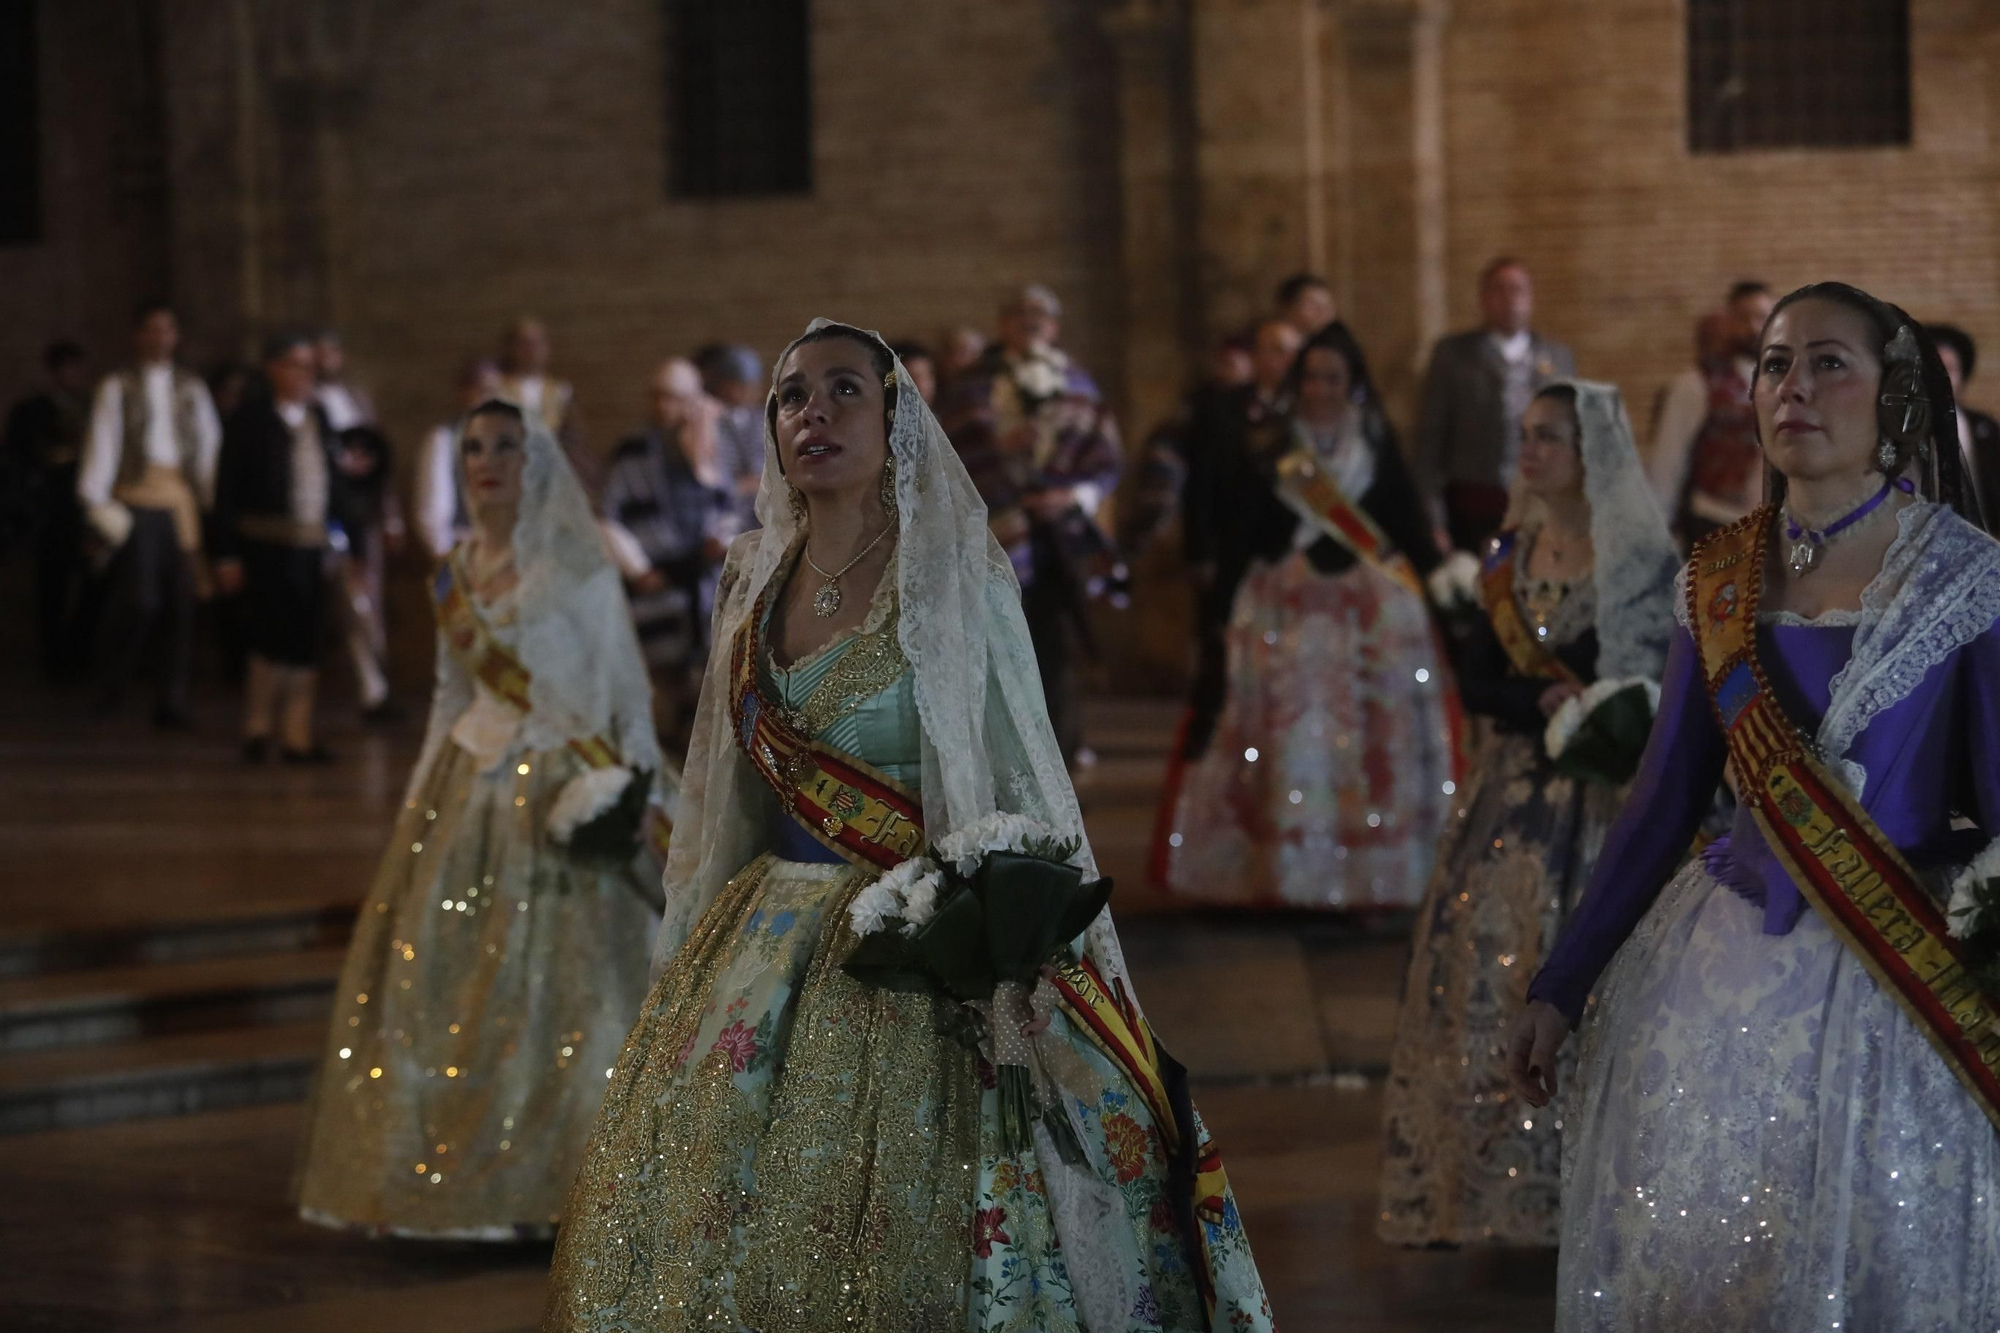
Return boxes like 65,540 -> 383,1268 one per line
1947,842 -> 2000,1002
1426,550 -> 1484,619
1543,677 -> 1660,786
843,813 -> 1112,1151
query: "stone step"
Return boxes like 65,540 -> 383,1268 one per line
0,945 -> 346,1053
0,901 -> 357,980
0,1019 -> 325,1135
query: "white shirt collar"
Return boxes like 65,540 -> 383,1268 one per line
278,400 -> 311,429
1491,329 -> 1533,363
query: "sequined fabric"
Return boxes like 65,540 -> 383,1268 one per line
543,853 -> 1276,1333
1165,549 -> 1454,908
1558,863 -> 2000,1330
547,610 -> 1274,1330
295,740 -> 658,1238
1376,724 -> 1621,1246
1378,565 -> 1619,1247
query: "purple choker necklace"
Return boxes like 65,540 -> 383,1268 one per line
1782,477 -> 1915,576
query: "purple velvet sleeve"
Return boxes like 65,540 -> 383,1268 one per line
1966,623 -> 2000,839
1526,626 -> 1728,1024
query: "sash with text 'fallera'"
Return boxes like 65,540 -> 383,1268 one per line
434,557 -> 671,860
1690,507 -> 2000,1133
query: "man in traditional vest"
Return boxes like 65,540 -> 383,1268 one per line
1647,280 -> 1773,546
76,300 -> 222,727
212,333 -> 341,764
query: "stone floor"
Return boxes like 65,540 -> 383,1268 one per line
0,686 -> 1558,1331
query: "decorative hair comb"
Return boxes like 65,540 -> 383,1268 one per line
1884,325 -> 1922,365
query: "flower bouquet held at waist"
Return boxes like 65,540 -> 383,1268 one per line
1543,677 -> 1660,786
1425,550 -> 1484,620
1947,842 -> 2000,1000
842,813 -> 1114,1152
549,765 -> 654,866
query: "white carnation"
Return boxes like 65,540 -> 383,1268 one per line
936,812 -> 1073,875
900,876 -> 941,927
1947,839 -> 2000,941
1544,677 -> 1661,762
1426,551 -> 1483,610
846,880 -> 902,938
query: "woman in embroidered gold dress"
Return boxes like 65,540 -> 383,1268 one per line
296,401 -> 673,1239
541,322 -> 1273,1333
1377,382 -> 1678,1247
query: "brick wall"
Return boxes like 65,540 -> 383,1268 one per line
0,2 -> 174,412
1425,0 -> 2000,432
10,0 -> 2000,698
269,0 -> 1126,462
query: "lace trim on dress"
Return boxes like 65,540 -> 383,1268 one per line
1818,504 -> 2000,799
1759,607 -> 1864,628
777,602 -> 908,739
765,541 -> 901,676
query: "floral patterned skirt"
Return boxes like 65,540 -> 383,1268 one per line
542,854 -> 1274,1333
1558,862 -> 2000,1331
1164,552 -> 1455,909
1376,729 -> 1622,1247
295,739 -> 660,1239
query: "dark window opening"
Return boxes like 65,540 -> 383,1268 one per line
0,1 -> 42,245
666,0 -> 812,199
1688,0 -> 1911,153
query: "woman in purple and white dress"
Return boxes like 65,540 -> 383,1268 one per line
1510,282 -> 2000,1331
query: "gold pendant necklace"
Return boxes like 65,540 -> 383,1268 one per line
803,524 -> 895,617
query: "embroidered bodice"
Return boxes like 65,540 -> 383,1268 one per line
1512,537 -> 1597,651
758,569 -> 921,863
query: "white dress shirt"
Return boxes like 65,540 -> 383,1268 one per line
278,400 -> 329,525
416,422 -> 466,562
316,382 -> 369,433
77,364 -> 223,509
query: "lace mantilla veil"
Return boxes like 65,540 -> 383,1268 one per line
406,405 -> 666,803
651,320 -> 1132,992
1502,380 -> 1680,683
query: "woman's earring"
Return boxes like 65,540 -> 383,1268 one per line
880,453 -> 899,515
1875,438 -> 1900,472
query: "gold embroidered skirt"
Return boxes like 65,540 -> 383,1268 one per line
294,739 -> 658,1239
544,853 -> 1276,1333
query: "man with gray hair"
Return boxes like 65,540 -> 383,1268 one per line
1413,257 -> 1575,550
943,283 -> 1122,766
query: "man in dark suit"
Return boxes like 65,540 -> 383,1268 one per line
1928,324 -> 1998,534
1414,257 -> 1576,551
212,333 -> 341,763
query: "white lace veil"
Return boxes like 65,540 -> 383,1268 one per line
1509,381 -> 1680,683
409,402 -> 664,788
652,321 -> 1130,991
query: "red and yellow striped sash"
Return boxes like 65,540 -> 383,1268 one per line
1691,508 -> 2000,1132
433,558 -> 671,860
1479,530 -> 1582,685
726,590 -> 925,873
